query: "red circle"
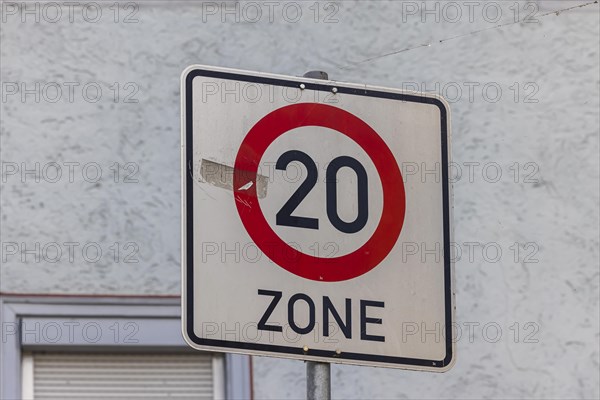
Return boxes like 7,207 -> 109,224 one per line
233,103 -> 405,282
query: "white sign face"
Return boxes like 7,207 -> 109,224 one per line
181,65 -> 455,371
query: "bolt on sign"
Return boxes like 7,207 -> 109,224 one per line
181,65 -> 455,371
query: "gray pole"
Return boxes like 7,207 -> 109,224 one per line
303,70 -> 331,400
306,361 -> 331,400
303,70 -> 329,80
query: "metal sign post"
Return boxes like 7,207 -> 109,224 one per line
307,360 -> 331,400
303,70 -> 332,400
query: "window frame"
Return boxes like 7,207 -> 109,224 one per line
0,295 -> 252,400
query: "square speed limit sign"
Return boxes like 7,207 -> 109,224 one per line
181,65 -> 455,371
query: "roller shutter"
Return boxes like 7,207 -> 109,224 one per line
29,352 -> 215,399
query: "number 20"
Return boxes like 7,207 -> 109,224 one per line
275,150 -> 368,234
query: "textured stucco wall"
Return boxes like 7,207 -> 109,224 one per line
1,1 -> 599,398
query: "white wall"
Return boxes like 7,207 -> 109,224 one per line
1,1 -> 598,398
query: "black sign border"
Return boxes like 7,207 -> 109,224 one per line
184,67 -> 454,370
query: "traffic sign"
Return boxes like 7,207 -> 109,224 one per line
181,65 -> 455,371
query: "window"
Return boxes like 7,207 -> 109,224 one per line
0,296 -> 251,400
